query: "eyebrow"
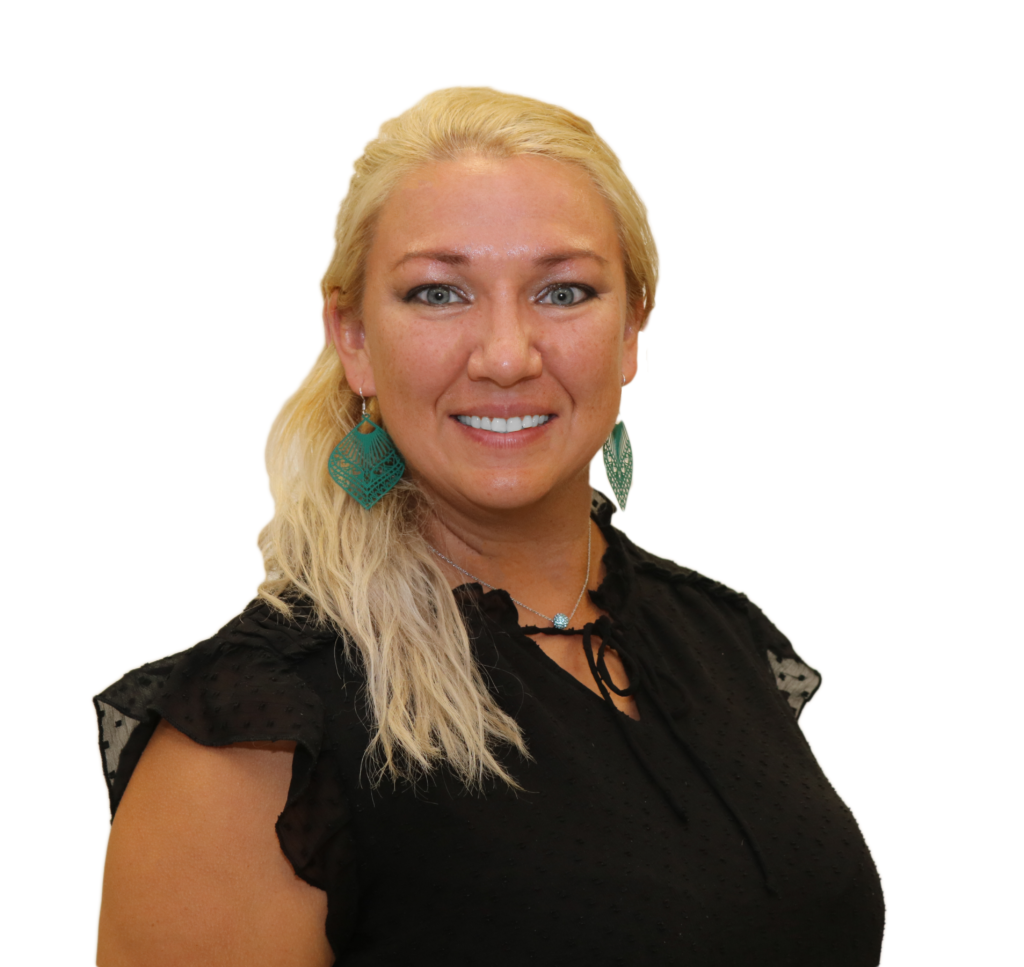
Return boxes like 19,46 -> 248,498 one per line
534,249 -> 608,268
392,248 -> 608,270
393,251 -> 469,269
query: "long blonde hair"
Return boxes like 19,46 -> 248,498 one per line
258,87 -> 658,789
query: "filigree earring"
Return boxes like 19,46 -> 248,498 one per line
328,389 -> 405,509
603,375 -> 633,510
603,421 -> 633,510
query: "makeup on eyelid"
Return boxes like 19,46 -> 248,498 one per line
329,153 -> 638,514
402,283 -> 598,307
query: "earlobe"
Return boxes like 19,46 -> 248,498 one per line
622,348 -> 639,385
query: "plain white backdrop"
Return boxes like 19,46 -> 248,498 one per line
2,1 -> 1021,963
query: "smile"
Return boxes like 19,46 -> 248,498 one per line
455,414 -> 551,434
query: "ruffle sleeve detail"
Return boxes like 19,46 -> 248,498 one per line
743,599 -> 822,718
93,604 -> 355,907
619,528 -> 822,720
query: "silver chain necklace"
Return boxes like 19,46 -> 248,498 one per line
427,524 -> 592,630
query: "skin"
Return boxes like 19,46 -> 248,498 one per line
328,154 -> 640,716
98,153 -> 641,965
97,724 -> 333,967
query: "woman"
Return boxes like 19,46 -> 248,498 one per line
95,88 -> 884,966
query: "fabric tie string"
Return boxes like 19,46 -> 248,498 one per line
533,615 -> 778,895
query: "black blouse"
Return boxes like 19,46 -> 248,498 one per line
95,494 -> 884,965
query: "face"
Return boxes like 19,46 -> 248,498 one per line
326,154 -> 639,516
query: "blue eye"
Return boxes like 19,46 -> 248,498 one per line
410,285 -> 466,306
540,284 -> 592,306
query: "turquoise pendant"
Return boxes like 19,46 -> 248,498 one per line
553,613 -> 569,630
328,415 -> 405,510
602,420 -> 633,510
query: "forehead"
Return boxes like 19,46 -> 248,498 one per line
370,154 -> 621,267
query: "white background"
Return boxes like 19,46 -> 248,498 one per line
2,1 -> 1021,963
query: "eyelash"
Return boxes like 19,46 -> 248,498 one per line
538,284 -> 596,306
405,284 -> 469,306
405,283 -> 597,307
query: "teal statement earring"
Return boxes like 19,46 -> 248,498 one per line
328,391 -> 405,509
603,420 -> 633,510
602,376 -> 632,509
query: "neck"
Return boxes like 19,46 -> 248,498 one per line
420,476 -> 603,623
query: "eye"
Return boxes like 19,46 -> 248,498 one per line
539,284 -> 594,307
409,285 -> 467,306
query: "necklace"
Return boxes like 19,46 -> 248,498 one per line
427,523 -> 592,630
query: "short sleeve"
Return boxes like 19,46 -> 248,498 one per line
93,607 -> 356,913
744,599 -> 822,718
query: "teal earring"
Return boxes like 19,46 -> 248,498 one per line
603,420 -> 633,510
328,390 -> 406,509
603,376 -> 633,509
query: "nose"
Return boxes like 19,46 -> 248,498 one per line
466,293 -> 543,387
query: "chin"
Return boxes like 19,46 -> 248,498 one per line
458,469 -> 583,513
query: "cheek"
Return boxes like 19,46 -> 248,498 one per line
370,318 -> 462,415
561,321 -> 624,387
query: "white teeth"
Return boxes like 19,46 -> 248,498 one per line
456,414 -> 550,434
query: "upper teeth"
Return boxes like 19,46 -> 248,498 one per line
457,414 -> 550,433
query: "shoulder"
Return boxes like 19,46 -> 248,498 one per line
100,598 -> 335,702
605,524 -> 822,717
100,596 -> 336,710
609,523 -> 757,622
190,595 -> 338,664
592,490 -> 752,610
623,530 -> 751,604
95,597 -> 339,817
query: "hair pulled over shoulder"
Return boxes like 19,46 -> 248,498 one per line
259,88 -> 656,791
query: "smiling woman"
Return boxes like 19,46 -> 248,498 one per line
94,88 -> 883,966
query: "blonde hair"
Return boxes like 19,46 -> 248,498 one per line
258,87 -> 658,789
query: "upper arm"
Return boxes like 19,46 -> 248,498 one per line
97,720 -> 334,967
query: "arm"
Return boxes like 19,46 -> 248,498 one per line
97,720 -> 334,967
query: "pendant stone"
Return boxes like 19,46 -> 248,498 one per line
553,613 -> 569,630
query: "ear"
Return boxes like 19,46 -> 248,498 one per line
621,300 -> 641,385
323,290 -> 377,398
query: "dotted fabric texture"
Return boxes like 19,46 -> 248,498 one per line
95,495 -> 883,966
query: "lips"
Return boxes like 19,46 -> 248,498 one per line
455,414 -> 551,434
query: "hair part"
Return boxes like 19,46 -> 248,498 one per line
259,87 -> 657,789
